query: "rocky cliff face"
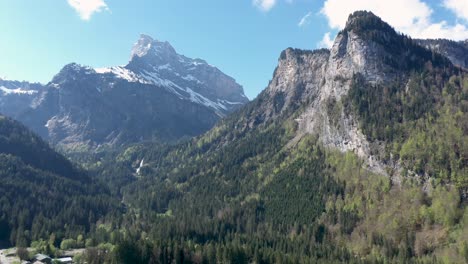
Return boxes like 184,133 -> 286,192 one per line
0,35 -> 248,150
416,38 -> 468,68
253,11 -> 454,176
264,33 -> 386,174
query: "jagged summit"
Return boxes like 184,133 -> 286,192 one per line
57,63 -> 93,73
50,63 -> 96,86
257,10 -> 463,177
138,33 -> 154,42
342,11 -> 458,71
344,11 -> 395,33
123,34 -> 248,113
335,11 -> 450,77
131,34 -> 177,60
0,34 -> 248,150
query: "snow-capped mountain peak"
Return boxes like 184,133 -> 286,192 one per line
0,35 -> 248,150
131,34 -> 177,61
108,34 -> 248,115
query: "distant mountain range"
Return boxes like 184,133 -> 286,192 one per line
0,35 -> 248,151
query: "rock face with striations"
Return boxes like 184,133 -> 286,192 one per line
0,35 -> 248,151
248,11 -> 454,176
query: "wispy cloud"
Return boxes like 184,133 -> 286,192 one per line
67,0 -> 109,21
320,0 -> 468,41
298,12 -> 313,27
253,0 -> 277,12
444,0 -> 468,21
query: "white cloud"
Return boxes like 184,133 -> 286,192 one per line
298,12 -> 313,27
253,0 -> 295,12
67,0 -> 109,20
444,0 -> 468,21
253,0 -> 277,12
320,0 -> 468,41
318,32 -> 334,48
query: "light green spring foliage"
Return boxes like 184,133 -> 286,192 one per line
324,149 -> 467,263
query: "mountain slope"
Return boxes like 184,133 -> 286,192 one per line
1,35 -> 248,151
99,11 -> 468,263
124,34 -> 248,114
0,79 -> 43,119
19,63 -> 223,150
416,38 -> 468,68
0,115 -> 120,248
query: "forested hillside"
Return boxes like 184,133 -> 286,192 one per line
0,115 -> 121,249
70,12 -> 468,264
1,11 -> 467,264
97,77 -> 467,263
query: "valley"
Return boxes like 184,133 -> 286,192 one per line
0,8 -> 467,264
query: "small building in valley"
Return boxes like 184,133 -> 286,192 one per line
56,257 -> 73,263
33,253 -> 52,264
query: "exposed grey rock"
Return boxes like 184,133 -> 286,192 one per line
258,11 -> 451,177
272,36 -> 389,175
416,38 -> 468,68
111,34 -> 248,116
0,36 -> 248,151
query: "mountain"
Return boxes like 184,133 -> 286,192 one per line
0,79 -> 44,119
0,115 -> 119,248
126,34 -> 248,111
0,35 -> 248,151
416,38 -> 468,68
97,11 -> 468,263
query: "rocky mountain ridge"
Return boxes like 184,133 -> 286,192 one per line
241,12 -> 425,175
416,38 -> 468,68
106,11 -> 468,262
0,35 -> 248,150
0,79 -> 44,118
100,34 -> 248,115
203,10 -> 461,179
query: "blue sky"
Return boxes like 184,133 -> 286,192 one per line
1,0 -> 467,99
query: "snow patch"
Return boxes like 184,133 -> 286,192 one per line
95,66 -> 148,83
185,87 -> 228,113
139,70 -> 185,97
0,86 -> 38,95
220,100 -> 244,105
178,56 -> 187,63
157,64 -> 172,70
136,159 -> 144,175
182,74 -> 203,84
50,83 -> 60,89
